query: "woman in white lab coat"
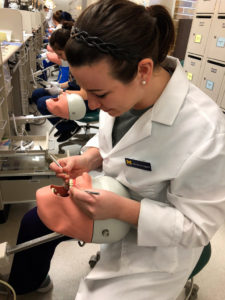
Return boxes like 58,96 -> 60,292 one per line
44,5 -> 54,28
8,0 -> 225,298
51,1 -> 225,299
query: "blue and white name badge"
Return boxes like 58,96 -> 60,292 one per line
125,158 -> 152,171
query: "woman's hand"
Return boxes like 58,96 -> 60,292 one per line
70,172 -> 118,220
70,172 -> 141,226
49,155 -> 90,181
69,186 -> 122,220
49,147 -> 103,180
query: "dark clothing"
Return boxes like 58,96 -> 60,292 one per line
8,207 -> 71,294
31,88 -> 80,134
67,79 -> 80,91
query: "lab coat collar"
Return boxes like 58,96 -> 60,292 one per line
151,57 -> 189,126
100,57 -> 189,155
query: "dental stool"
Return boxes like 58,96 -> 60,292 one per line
58,110 -> 99,154
184,243 -> 211,300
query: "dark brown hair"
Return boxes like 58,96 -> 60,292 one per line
53,10 -> 74,30
65,0 -> 175,83
49,28 -> 71,51
53,10 -> 63,23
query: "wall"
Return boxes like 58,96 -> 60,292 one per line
52,0 -> 69,12
174,0 -> 197,19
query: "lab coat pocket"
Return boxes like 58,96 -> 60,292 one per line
123,164 -> 152,188
121,165 -> 168,199
121,230 -> 180,275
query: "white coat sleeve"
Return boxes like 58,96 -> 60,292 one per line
80,132 -> 99,154
45,10 -> 52,22
138,134 -> 225,247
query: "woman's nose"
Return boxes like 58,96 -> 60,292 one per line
87,95 -> 101,111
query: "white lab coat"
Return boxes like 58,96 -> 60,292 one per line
76,57 -> 225,300
54,24 -> 63,31
45,9 -> 53,28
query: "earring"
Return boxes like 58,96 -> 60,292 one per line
142,80 -> 146,85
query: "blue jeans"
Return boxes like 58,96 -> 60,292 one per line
31,88 -> 79,133
8,207 -> 71,294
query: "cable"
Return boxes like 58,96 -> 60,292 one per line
11,114 -> 26,137
0,279 -> 16,300
184,278 -> 194,300
11,113 -> 19,136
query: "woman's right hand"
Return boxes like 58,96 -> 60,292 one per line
49,155 -> 90,180
49,147 -> 103,180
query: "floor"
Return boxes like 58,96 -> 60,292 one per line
1,78 -> 225,300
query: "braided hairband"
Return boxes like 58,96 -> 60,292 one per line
70,26 -> 139,60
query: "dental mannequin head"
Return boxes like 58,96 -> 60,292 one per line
37,174 -> 130,243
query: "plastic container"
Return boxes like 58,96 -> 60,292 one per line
0,30 -> 12,42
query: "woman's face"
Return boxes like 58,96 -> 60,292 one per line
69,59 -> 144,117
53,48 -> 67,61
53,18 -> 58,26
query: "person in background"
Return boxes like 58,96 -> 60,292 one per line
44,5 -> 54,28
52,10 -> 63,30
8,1 -> 225,299
40,9 -> 74,77
52,10 -> 74,31
32,27 -> 97,143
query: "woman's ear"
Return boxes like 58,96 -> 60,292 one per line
137,58 -> 154,85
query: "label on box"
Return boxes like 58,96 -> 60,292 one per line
206,80 -> 214,90
217,37 -> 225,48
187,72 -> 193,81
195,34 -> 202,43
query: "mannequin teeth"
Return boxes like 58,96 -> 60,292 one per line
69,179 -> 74,188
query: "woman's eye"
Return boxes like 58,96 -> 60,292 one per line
95,94 -> 107,98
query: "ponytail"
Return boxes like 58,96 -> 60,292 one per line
146,5 -> 175,63
62,20 -> 74,30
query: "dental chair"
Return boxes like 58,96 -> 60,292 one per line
45,93 -> 99,153
58,109 -> 99,154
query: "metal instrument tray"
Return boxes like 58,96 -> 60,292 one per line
0,153 -> 53,177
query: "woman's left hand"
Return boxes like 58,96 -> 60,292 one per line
70,172 -> 140,225
69,187 -> 121,220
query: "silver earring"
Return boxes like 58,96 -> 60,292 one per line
142,80 -> 146,85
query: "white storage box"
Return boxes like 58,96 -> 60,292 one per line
0,29 -> 12,42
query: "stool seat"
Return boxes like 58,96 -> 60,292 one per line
79,111 -> 99,123
189,243 -> 211,279
58,110 -> 99,154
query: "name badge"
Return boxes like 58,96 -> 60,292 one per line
125,158 -> 152,171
